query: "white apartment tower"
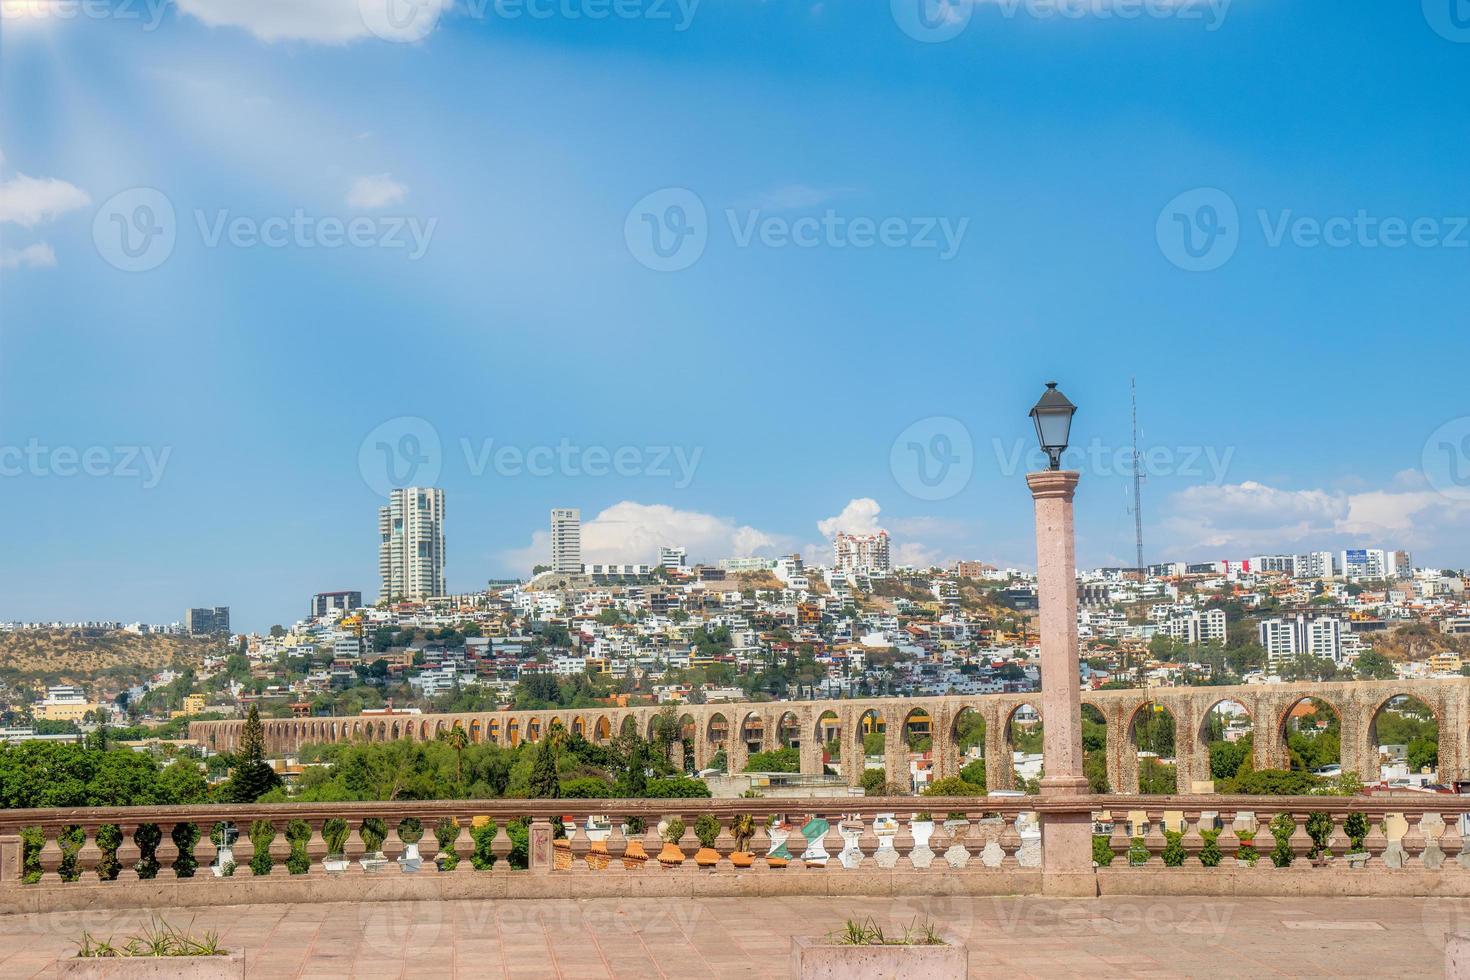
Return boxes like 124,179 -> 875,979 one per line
379,487 -> 446,601
833,531 -> 891,576
550,508 -> 582,574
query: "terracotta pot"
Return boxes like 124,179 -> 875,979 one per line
694,846 -> 719,867
622,840 -> 648,870
767,856 -> 788,868
587,841 -> 610,871
658,842 -> 685,867
730,851 -> 754,868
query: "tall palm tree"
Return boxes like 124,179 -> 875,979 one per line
439,726 -> 469,790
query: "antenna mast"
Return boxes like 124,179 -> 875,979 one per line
1131,378 -> 1144,575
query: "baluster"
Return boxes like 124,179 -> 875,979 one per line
1401,813 -> 1426,869
1142,811 -> 1166,867
568,821 -> 591,874
1362,814 -> 1389,869
452,818 -> 476,873
822,817 -> 845,873
37,827 -> 64,883
714,819 -> 735,872
115,823 -> 141,882
232,824 -> 255,876
751,820 -> 773,871
76,825 -> 104,883
1106,810 -> 1129,866
155,825 -> 181,879
417,817 -> 439,871
1218,813 -> 1241,867
1413,813 -> 1442,869
604,818 -> 628,873
381,820 -> 403,873
267,821 -> 291,876
490,824 -> 513,872
892,815 -> 915,870
998,813 -> 1022,869
304,820 -> 327,875
1288,812 -> 1313,869
1181,812 -> 1205,868
342,820 -> 366,874
1435,812 -> 1461,871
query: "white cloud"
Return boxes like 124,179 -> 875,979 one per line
175,0 -> 450,44
816,497 -> 884,538
500,501 -> 789,573
0,173 -> 90,228
1160,478 -> 1470,556
346,173 -> 407,209
0,242 -> 56,269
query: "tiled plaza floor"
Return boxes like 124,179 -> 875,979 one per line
0,893 -> 1461,978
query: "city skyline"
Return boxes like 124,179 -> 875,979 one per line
3,3 -> 1469,630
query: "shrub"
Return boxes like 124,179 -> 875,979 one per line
663,819 -> 686,845
1269,813 -> 1295,868
625,816 -> 646,837
360,819 -> 386,854
731,814 -> 755,853
323,819 -> 349,856
285,821 -> 311,875
643,777 -> 712,799
506,818 -> 529,869
134,824 -> 161,880
1127,836 -> 1149,866
470,821 -> 498,871
1199,829 -> 1222,868
1162,830 -> 1186,867
398,818 -> 424,845
248,821 -> 276,877
694,813 -> 721,849
1092,834 -> 1114,868
1344,812 -> 1369,853
560,777 -> 613,798
1305,812 -> 1333,860
922,776 -> 984,798
1237,830 -> 1258,866
171,823 -> 200,879
435,820 -> 461,870
743,748 -> 799,773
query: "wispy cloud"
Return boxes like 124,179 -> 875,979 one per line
346,173 -> 407,209
0,242 -> 57,270
0,172 -> 90,228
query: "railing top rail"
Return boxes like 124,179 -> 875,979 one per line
2,793 -> 1468,830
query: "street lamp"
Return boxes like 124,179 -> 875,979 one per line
1028,382 -> 1076,470
1024,381 -> 1091,896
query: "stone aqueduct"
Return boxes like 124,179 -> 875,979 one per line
189,679 -> 1470,794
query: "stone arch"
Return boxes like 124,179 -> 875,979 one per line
526,717 -> 542,743
815,710 -> 841,771
508,717 -> 522,746
1276,695 -> 1342,773
486,717 -> 500,743
1080,702 -> 1107,792
776,710 -> 801,749
1369,692 -> 1439,783
740,712 -> 766,752
1000,702 -> 1042,792
1127,701 -> 1178,794
1194,697 -> 1252,788
468,718 -> 482,744
952,705 -> 986,786
593,715 -> 612,743
620,715 -> 639,739
571,715 -> 586,738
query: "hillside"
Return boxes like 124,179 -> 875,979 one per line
0,629 -> 217,689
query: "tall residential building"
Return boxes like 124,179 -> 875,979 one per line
185,606 -> 230,636
1292,551 -> 1335,580
550,508 -> 582,574
1164,608 -> 1228,645
311,591 -> 362,619
833,531 -> 891,576
658,546 -> 688,570
1258,613 -> 1344,667
1340,548 -> 1392,580
379,487 -> 446,601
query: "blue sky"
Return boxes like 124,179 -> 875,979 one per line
2,0 -> 1468,630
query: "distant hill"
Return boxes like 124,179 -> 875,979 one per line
0,629 -> 218,689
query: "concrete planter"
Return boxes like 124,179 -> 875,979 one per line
58,952 -> 244,979
791,936 -> 965,979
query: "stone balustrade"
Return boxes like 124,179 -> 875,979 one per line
190,678 -> 1470,792
5,794 -> 1470,911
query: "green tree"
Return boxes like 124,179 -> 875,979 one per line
221,705 -> 283,803
529,739 -> 561,799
